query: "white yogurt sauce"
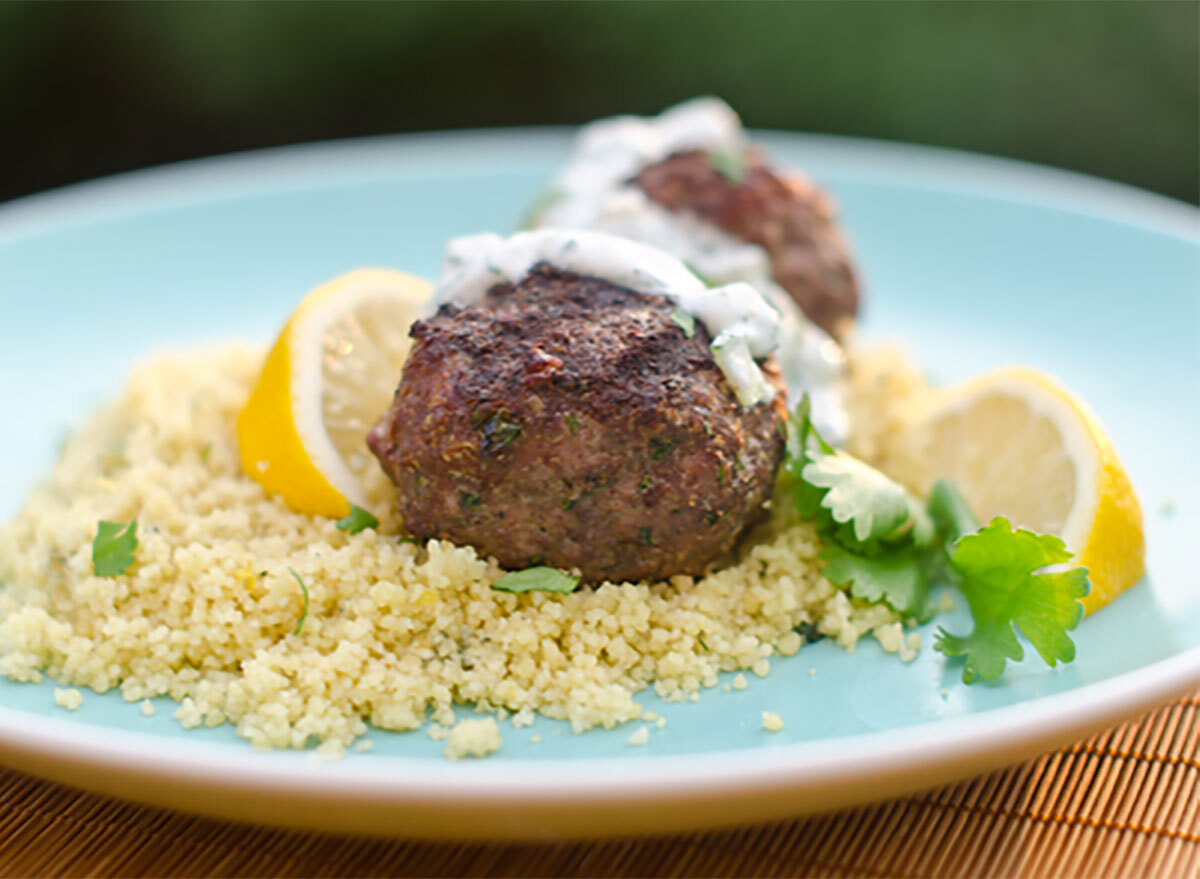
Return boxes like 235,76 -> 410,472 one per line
434,228 -> 781,406
531,96 -> 848,441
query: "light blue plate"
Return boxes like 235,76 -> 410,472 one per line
0,131 -> 1197,839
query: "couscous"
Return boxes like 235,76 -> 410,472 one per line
0,344 -> 919,756
761,711 -> 785,732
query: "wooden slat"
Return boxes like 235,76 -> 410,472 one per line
0,689 -> 1198,878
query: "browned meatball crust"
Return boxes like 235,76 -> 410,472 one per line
632,149 -> 860,339
366,264 -> 787,584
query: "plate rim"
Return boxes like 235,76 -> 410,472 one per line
1,645 -> 1197,797
1,127 -> 1197,835
2,127 -> 1197,244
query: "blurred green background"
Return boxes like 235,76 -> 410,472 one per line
1,1 -> 1197,205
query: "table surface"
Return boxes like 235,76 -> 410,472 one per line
1,689 -> 1196,879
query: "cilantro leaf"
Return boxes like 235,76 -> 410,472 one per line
820,545 -> 934,621
336,504 -> 379,535
933,517 -> 1090,683
92,519 -> 138,577
708,149 -> 747,184
288,568 -> 310,635
803,452 -> 921,544
788,395 -> 936,618
926,479 -> 980,545
785,393 -> 833,466
784,395 -> 833,520
903,495 -> 937,547
479,410 -> 522,454
787,395 -> 935,551
669,307 -> 696,339
793,620 -> 823,643
491,567 -> 580,595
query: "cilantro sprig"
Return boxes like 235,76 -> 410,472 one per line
491,567 -> 580,595
336,504 -> 379,535
707,149 -> 748,184
92,519 -> 138,577
787,395 -> 1090,682
820,545 -> 936,621
787,397 -> 934,552
935,518 -> 1089,683
787,397 -> 937,619
669,307 -> 696,339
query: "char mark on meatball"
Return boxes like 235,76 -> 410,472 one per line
367,263 -> 787,584
632,149 -> 860,339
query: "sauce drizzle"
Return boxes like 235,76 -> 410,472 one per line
435,228 -> 781,406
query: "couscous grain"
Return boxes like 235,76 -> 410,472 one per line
54,687 -> 82,711
444,717 -> 502,760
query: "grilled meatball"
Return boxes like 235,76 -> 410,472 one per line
632,150 -> 859,339
366,263 -> 787,584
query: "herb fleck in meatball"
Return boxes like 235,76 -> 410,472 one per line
366,263 -> 787,583
633,150 -> 860,338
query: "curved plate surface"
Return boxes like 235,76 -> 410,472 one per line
0,129 -> 1198,839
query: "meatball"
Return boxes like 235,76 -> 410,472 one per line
366,263 -> 787,584
632,149 -> 860,339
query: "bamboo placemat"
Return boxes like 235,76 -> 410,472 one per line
1,690 -> 1197,879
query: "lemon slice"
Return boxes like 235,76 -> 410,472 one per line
237,268 -> 433,517
882,366 -> 1144,615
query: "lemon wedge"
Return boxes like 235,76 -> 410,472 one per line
237,268 -> 433,518
881,366 -> 1144,615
